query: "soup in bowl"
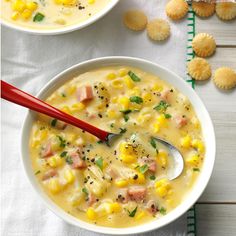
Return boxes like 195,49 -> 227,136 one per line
21,57 -> 215,234
1,0 -> 119,34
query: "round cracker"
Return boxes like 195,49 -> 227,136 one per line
216,3 -> 236,21
165,0 -> 189,20
192,33 -> 216,57
213,67 -> 236,90
187,57 -> 211,81
123,10 -> 148,31
147,19 -> 170,41
192,2 -> 215,18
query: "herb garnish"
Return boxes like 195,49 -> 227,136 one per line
82,187 -> 89,198
95,157 -> 103,170
139,164 -> 149,174
153,101 -> 170,113
119,128 -> 127,134
34,170 -> 41,175
164,113 -> 172,119
193,168 -> 200,172
130,96 -> 143,104
60,151 -> 68,157
159,207 -> 167,215
150,137 -> 159,154
124,114 -> 129,122
61,93 -> 66,97
65,156 -> 73,164
51,119 -> 57,127
110,123 -> 114,128
128,206 -> 138,217
33,12 -> 45,22
57,136 -> 66,148
97,140 -> 103,144
149,175 -> 156,180
128,71 -> 141,82
120,110 -> 132,122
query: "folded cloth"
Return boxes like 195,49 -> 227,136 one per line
1,0 -> 188,235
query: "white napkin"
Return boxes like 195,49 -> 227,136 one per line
1,0 -> 188,235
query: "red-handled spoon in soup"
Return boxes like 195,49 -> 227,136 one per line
1,80 -> 184,180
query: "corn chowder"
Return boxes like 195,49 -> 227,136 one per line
1,0 -> 111,29
30,66 -> 205,227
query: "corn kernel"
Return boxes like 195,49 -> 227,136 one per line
106,72 -> 116,80
157,114 -> 167,126
11,11 -> 20,20
143,92 -> 152,103
39,129 -> 48,141
155,178 -> 171,189
61,105 -> 71,114
66,85 -> 76,95
153,122 -> 160,133
191,139 -> 204,153
114,179 -> 128,188
156,186 -> 168,197
86,207 -> 96,220
186,155 -> 199,166
71,103 -> 85,113
119,97 -> 129,109
26,2 -> 37,11
12,0 -> 26,12
152,83 -> 163,92
61,0 -> 76,4
124,75 -> 134,89
110,202 -> 121,213
107,109 -> 116,118
156,150 -> 168,168
64,169 -> 75,184
130,172 -> 146,184
120,154 -> 136,164
191,117 -> 200,129
48,155 -> 63,168
135,211 -> 146,220
31,139 -> 40,148
129,86 -> 141,96
111,79 -> 123,89
54,18 -> 66,25
118,68 -> 128,77
111,97 -> 118,103
48,178 -> 61,194
21,8 -> 32,19
88,0 -> 95,4
181,135 -> 191,148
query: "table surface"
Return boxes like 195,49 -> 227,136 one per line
193,14 -> 236,235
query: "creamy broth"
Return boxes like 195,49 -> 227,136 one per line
29,66 -> 204,227
1,0 -> 111,29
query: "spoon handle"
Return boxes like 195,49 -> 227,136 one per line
1,80 -> 109,141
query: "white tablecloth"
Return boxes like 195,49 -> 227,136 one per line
1,0 -> 188,235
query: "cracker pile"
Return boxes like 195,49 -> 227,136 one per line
122,1 -> 236,90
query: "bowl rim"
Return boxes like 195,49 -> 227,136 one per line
21,56 -> 216,235
1,0 -> 119,35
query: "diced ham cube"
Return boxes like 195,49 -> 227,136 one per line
88,192 -> 96,206
139,157 -> 157,173
42,169 -> 57,181
77,86 -> 94,102
71,152 -> 87,169
128,187 -> 147,202
117,189 -> 129,203
41,142 -> 53,158
174,115 -> 188,128
146,200 -> 158,215
160,89 -> 172,102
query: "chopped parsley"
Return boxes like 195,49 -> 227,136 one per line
193,168 -> 200,172
130,96 -> 143,104
82,187 -> 89,198
119,128 -> 127,134
128,71 -> 141,82
124,114 -> 129,122
95,157 -> 103,170
60,151 -> 68,157
164,113 -> 172,119
150,137 -> 159,154
97,140 -> 103,144
61,93 -> 66,97
120,110 -> 132,122
65,156 -> 73,165
51,119 -> 57,127
139,164 -> 149,174
57,136 -> 66,148
153,100 -> 170,113
33,12 -> 45,22
149,175 -> 156,180
159,207 -> 167,215
34,170 -> 41,175
128,206 -> 138,217
110,123 -> 114,128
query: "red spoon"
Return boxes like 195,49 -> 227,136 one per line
1,80 -> 119,145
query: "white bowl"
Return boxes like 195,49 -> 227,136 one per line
21,57 -> 216,235
2,0 -> 119,35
